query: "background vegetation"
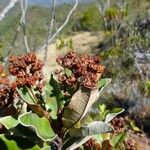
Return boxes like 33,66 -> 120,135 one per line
0,0 -> 150,149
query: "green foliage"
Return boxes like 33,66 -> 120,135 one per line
129,120 -> 141,132
74,5 -> 103,31
80,8 -> 101,31
56,37 -> 74,50
18,112 -> 56,141
0,66 -> 116,149
105,7 -> 120,19
0,134 -> 21,150
110,132 -> 127,149
138,81 -> 150,97
98,104 -> 124,122
105,108 -> 124,123
0,116 -> 19,129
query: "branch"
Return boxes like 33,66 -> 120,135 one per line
2,25 -> 21,67
38,0 -> 79,53
44,0 -> 56,65
95,0 -> 110,29
2,0 -> 29,67
0,0 -> 20,23
20,0 -> 30,53
95,0 -> 110,16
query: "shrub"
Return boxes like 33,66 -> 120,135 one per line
0,52 -> 126,149
74,6 -> 103,31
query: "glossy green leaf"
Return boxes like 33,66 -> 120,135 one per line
0,116 -> 19,129
105,108 -> 124,123
69,121 -> 113,137
18,112 -> 56,141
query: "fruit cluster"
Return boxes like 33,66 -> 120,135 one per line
124,138 -> 137,150
111,117 -> 125,133
9,53 -> 44,91
0,66 -> 15,109
83,138 -> 100,149
56,52 -> 105,88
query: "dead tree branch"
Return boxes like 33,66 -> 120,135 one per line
0,0 -> 20,23
20,0 -> 30,53
3,0 -> 29,67
44,0 -> 56,65
95,0 -> 110,29
38,0 -> 79,55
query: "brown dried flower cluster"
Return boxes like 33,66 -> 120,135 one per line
111,117 -> 125,133
56,52 -> 105,88
9,53 -> 44,91
124,139 -> 137,150
0,67 -> 15,109
83,138 -> 100,149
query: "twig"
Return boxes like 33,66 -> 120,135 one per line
38,0 -> 79,53
95,0 -> 110,29
3,24 -> 21,67
44,0 -> 56,65
2,0 -> 29,67
0,0 -> 20,23
20,0 -> 30,53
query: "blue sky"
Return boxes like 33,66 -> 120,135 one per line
29,0 -> 91,6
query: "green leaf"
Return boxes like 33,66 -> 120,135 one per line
62,136 -> 92,150
0,134 -> 20,150
18,112 -> 56,141
98,78 -> 111,90
130,120 -> 141,132
0,133 -> 41,150
17,87 -> 36,105
64,68 -> 72,77
105,108 -> 124,123
69,121 -> 113,137
49,74 -> 64,101
26,145 -> 41,150
99,104 -> 110,121
17,87 -> 50,119
45,97 -> 58,119
6,124 -> 42,142
45,74 -> 64,119
110,132 -> 127,149
0,116 -> 19,129
99,104 -> 107,113
41,146 -> 51,150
